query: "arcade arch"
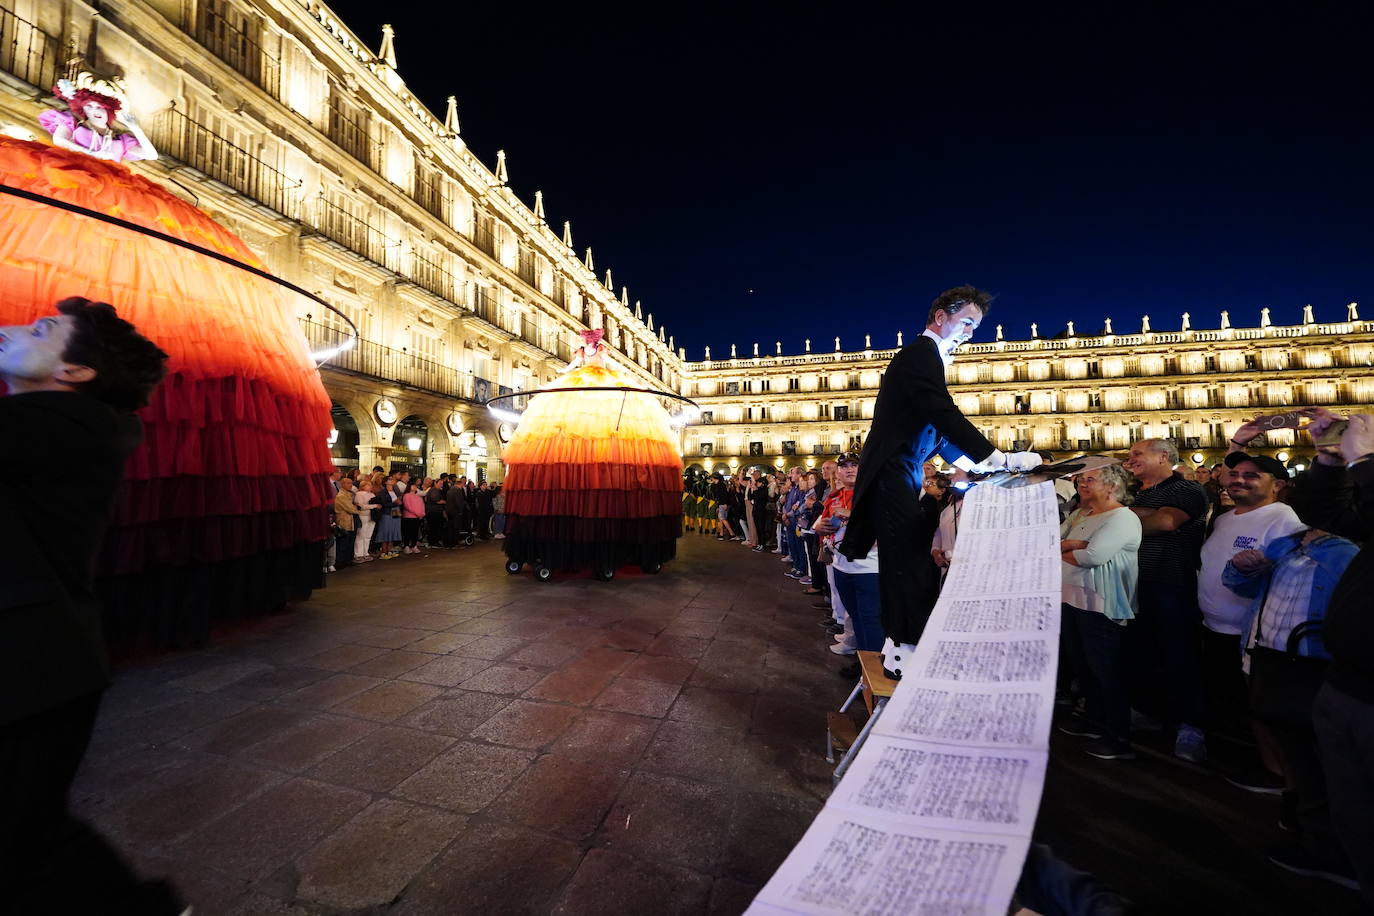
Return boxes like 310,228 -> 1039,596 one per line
391,415 -> 430,476
328,403 -> 361,470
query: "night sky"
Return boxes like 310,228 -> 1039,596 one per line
328,2 -> 1372,359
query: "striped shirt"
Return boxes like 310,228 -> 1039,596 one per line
1133,473 -> 1208,580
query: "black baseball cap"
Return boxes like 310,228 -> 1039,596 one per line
1224,452 -> 1290,481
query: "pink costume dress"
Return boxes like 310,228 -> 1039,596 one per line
37,110 -> 146,162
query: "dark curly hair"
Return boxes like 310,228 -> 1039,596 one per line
56,297 -> 169,409
927,285 -> 994,324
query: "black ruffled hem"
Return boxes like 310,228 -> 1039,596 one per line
501,527 -> 677,572
100,540 -> 325,653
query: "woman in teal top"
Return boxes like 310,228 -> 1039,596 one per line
1058,463 -> 1142,760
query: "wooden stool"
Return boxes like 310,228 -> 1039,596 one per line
857,649 -> 897,714
828,650 -> 899,778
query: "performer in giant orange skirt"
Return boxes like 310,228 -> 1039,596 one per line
497,330 -> 685,579
0,127 -> 334,645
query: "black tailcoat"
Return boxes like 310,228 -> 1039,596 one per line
1,392 -> 141,726
840,335 -> 995,559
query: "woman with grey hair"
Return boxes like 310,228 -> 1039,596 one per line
1057,463 -> 1143,760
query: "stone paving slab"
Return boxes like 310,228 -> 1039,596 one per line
68,535 -> 1323,915
74,537 -> 849,914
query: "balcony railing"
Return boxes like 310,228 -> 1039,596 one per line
413,166 -> 447,222
0,6 -> 59,90
471,290 -> 519,336
408,251 -> 461,305
191,0 -> 279,95
517,253 -> 537,286
310,196 -> 400,270
152,107 -> 302,219
326,91 -> 379,171
299,318 -> 474,401
473,223 -> 497,258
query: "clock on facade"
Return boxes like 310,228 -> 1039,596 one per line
497,422 -> 514,443
446,413 -> 464,435
374,398 -> 398,425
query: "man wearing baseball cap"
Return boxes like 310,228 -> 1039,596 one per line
1197,451 -> 1305,779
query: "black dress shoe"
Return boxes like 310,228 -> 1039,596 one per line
818,618 -> 837,628
812,601 -> 832,610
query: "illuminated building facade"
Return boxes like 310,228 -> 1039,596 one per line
0,0 -> 1368,481
682,314 -> 1374,474
0,0 -> 681,480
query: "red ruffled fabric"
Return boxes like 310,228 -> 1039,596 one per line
0,138 -> 333,585
501,357 -> 683,569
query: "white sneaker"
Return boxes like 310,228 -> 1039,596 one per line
828,641 -> 857,655
325,566 -> 336,573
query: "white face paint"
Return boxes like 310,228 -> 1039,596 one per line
933,305 -> 984,349
82,102 -> 110,129
0,314 -> 80,388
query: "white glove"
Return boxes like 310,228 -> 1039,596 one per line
960,449 -> 1005,472
1004,451 -> 1043,471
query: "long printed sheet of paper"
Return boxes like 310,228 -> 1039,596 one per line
748,481 -> 1061,915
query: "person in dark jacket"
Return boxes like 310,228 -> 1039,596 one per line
424,474 -> 448,548
474,481 -> 495,539
838,286 -> 1041,675
444,476 -> 470,548
0,298 -> 181,913
1285,409 -> 1374,900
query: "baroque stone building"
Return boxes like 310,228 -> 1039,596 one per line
0,0 -> 681,480
682,313 -> 1374,474
0,0 -> 1368,481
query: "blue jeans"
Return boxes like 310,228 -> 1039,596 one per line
789,524 -> 808,573
1016,843 -> 1134,916
1062,604 -> 1129,743
1126,579 -> 1205,728
834,570 -> 883,652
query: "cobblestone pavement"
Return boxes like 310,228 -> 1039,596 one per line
75,535 -> 847,915
75,536 -> 1365,915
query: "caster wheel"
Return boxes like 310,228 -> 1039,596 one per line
464,535 -> 476,547
535,565 -> 553,582
505,560 -> 522,575
641,562 -> 662,575
595,567 -> 615,582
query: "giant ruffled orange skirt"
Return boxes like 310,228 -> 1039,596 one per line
502,360 -> 683,571
0,138 -> 334,645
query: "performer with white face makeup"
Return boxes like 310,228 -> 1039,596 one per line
0,298 -> 182,913
38,75 -> 158,163
839,285 -> 1042,678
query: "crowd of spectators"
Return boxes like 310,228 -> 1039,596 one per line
719,408 -> 1374,903
327,468 -> 503,569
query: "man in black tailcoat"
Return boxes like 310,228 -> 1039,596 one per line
838,286 -> 1042,676
0,298 -> 182,912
